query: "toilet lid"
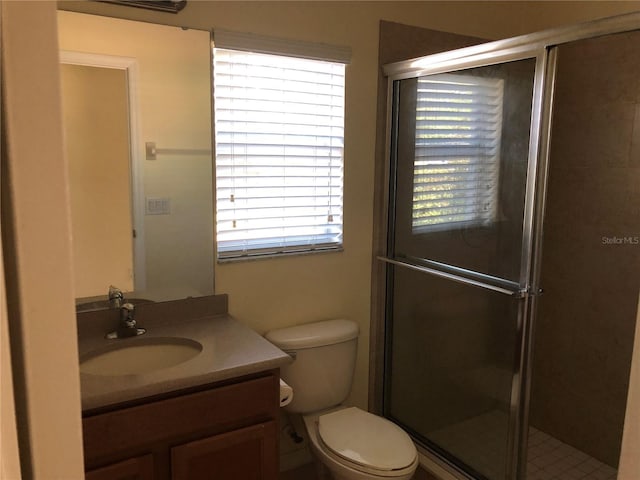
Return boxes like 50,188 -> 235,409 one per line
318,407 -> 416,471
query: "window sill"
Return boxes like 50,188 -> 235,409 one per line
216,246 -> 344,264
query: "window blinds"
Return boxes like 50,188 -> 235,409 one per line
213,30 -> 352,64
413,73 -> 503,231
214,49 -> 345,258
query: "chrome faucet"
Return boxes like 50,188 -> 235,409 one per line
105,302 -> 146,339
108,285 -> 125,309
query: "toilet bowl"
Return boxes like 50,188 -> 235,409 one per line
303,407 -> 418,480
265,319 -> 418,480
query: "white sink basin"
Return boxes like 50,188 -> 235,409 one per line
80,337 -> 203,376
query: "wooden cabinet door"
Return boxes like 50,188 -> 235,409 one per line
171,421 -> 277,480
86,454 -> 154,480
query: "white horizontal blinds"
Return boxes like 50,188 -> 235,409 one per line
213,30 -> 352,64
413,73 -> 504,231
214,48 -> 345,258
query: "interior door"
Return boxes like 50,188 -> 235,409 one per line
382,52 -> 547,480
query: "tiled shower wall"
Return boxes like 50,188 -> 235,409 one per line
530,31 -> 640,467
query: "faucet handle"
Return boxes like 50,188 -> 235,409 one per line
108,285 -> 125,308
120,302 -> 144,335
105,302 -> 145,339
120,302 -> 135,325
110,302 -> 145,338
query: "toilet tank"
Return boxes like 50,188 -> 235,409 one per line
265,319 -> 359,414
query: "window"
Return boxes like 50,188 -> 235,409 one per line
412,73 -> 503,231
213,44 -> 346,260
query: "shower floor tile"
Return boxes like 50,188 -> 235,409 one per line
428,410 -> 508,480
426,411 -> 617,480
527,427 -> 617,480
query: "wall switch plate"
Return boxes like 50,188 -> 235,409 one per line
145,141 -> 157,160
145,197 -> 171,215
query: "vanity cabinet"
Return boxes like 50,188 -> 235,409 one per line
82,370 -> 279,480
171,421 -> 277,479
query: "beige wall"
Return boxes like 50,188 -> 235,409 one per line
58,12 -> 214,302
0,0 -> 637,477
1,1 -> 84,478
59,0 -> 640,412
1,234 -> 20,480
61,64 -> 134,298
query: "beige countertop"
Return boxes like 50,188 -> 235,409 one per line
77,296 -> 291,412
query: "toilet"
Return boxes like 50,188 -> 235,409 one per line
265,319 -> 418,480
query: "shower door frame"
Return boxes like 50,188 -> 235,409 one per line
373,11 -> 640,480
382,45 -> 551,480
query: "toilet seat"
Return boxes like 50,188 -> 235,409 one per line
317,407 -> 417,475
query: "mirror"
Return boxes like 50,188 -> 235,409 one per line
57,11 -> 214,310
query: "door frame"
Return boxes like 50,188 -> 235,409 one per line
59,50 -> 146,293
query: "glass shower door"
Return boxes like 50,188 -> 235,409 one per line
383,54 -> 546,480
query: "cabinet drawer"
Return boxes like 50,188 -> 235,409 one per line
83,374 -> 278,463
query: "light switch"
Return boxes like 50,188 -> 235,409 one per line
146,197 -> 171,215
145,142 -> 157,160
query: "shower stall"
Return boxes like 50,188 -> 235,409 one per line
378,13 -> 640,480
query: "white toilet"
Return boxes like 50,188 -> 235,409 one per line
265,319 -> 418,480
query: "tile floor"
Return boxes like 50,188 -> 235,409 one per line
425,410 -> 617,480
279,414 -> 617,480
527,427 -> 617,480
279,463 -> 435,480
279,462 -> 316,480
